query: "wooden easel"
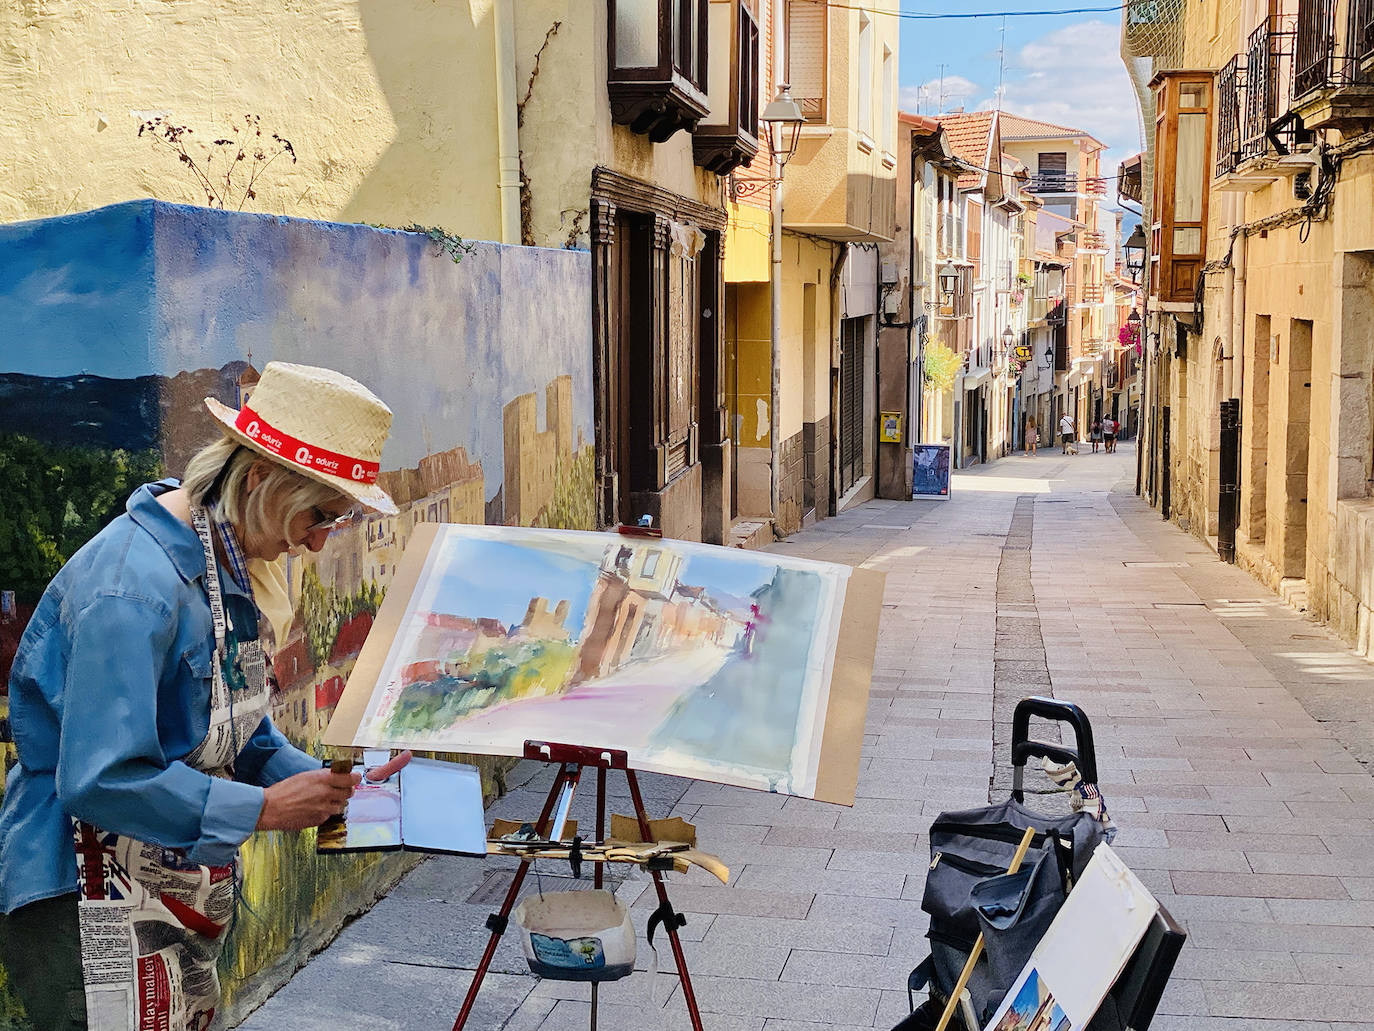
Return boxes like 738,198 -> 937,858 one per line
451,740 -> 706,1031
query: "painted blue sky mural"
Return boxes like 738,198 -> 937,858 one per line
0,200 -> 594,496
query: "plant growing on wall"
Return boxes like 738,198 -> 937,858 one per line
922,342 -> 961,392
137,114 -> 296,210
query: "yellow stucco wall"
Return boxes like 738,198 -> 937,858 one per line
1164,0 -> 1374,654
782,0 -> 898,238
726,202 -> 770,283
781,234 -> 835,442
0,1 -> 719,248
0,1 -> 505,238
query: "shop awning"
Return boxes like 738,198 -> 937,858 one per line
963,365 -> 991,388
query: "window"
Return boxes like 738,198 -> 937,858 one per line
966,199 -> 983,272
1035,152 -> 1069,192
787,0 -> 828,122
642,550 -> 661,577
693,0 -> 761,174
608,0 -> 710,141
857,12 -> 873,136
1151,71 -> 1212,304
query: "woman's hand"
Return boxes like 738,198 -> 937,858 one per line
256,767 -> 362,831
364,749 -> 413,783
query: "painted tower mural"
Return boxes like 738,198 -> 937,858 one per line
0,200 -> 594,1024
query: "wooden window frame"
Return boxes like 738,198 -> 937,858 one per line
694,0 -> 761,174
1150,71 -> 1213,306
608,0 -> 711,143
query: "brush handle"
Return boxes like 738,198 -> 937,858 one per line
933,826 -> 1038,1031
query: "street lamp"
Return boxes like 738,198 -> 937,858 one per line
760,84 -> 805,525
1124,223 -> 1147,282
761,85 -> 805,168
1001,327 -> 1015,356
939,262 -> 960,306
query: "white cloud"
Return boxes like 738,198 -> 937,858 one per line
902,20 -> 1143,179
998,20 -> 1143,176
900,75 -> 982,116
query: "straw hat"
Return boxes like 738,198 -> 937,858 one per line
204,362 -> 399,515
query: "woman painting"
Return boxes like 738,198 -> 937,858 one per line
0,362 -> 410,1031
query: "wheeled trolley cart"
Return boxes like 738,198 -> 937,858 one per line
894,697 -> 1185,1031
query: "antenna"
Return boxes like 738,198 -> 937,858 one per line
937,63 -> 948,114
996,18 -> 1007,111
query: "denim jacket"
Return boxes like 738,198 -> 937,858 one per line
0,481 -> 319,913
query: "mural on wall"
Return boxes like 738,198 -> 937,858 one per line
0,199 -> 594,1023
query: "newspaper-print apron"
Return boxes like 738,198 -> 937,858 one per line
74,508 -> 270,1031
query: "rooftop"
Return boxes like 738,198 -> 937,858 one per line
936,110 -> 996,191
998,112 -> 1106,151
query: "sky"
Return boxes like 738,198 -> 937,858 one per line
897,3 -> 1143,182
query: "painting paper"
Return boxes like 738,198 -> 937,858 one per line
982,845 -> 1159,1031
326,524 -> 867,800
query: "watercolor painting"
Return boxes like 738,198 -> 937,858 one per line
344,525 -> 851,797
992,969 -> 1072,1031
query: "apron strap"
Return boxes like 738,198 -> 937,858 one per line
190,507 -> 228,653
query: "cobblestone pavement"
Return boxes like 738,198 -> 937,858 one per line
238,442 -> 1374,1031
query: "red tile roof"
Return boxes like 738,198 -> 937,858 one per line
998,113 -> 1106,151
937,111 -> 996,191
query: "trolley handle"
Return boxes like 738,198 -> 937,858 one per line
1011,697 -> 1098,789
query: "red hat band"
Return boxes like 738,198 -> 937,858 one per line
235,406 -> 380,485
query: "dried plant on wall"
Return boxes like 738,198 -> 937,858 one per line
137,114 -> 297,210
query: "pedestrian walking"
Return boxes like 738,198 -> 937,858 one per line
1103,414 -> 1117,453
1090,417 -> 1102,453
1059,411 -> 1075,454
0,362 -> 412,1031
1026,416 -> 1038,457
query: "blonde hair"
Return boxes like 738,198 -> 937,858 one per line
182,437 -> 344,553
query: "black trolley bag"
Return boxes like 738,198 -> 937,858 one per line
899,698 -> 1110,1031
896,697 -> 1186,1031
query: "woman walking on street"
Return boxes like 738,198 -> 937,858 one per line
1059,411 -> 1075,454
1026,415 -> 1038,457
0,362 -> 412,1031
1103,414 -> 1117,453
1090,416 -> 1102,453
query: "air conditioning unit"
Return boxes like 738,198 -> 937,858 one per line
880,258 -> 900,286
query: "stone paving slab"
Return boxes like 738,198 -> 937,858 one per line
236,445 -> 1374,1031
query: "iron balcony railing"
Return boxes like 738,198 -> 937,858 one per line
1295,0 -> 1338,96
1351,0 -> 1374,76
1216,54 -> 1243,176
1030,173 -> 1076,193
1242,20 -> 1280,160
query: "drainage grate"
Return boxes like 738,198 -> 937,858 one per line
1123,561 -> 1187,568
1152,602 -> 1206,609
861,524 -> 912,530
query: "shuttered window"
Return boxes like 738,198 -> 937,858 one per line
839,317 -> 865,493
787,1 -> 828,122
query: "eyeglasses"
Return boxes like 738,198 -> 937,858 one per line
305,506 -> 357,534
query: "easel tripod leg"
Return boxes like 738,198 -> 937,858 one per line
626,771 -> 706,1031
452,764 -> 574,1031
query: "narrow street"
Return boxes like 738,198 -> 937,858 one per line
240,443 -> 1374,1031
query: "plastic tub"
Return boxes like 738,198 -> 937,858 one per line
513,889 -> 636,982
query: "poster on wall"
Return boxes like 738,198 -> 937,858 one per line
913,443 -> 952,500
324,523 -> 884,805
